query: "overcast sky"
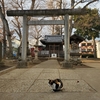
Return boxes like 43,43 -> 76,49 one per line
73,0 -> 100,10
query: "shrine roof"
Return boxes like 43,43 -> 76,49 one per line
40,35 -> 63,44
70,34 -> 85,43
40,34 -> 84,45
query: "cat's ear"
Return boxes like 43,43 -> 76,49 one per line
48,79 -> 51,81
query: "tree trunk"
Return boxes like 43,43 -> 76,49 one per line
0,6 -> 13,57
92,36 -> 97,58
3,24 -> 6,58
0,42 -> 2,62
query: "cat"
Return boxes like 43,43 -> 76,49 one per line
48,78 -> 63,92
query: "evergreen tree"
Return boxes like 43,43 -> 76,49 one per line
73,8 -> 100,58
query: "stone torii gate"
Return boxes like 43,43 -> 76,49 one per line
7,9 -> 87,67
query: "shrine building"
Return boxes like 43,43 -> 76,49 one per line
38,34 -> 84,58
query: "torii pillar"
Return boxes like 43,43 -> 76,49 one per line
7,9 -> 87,68
21,15 -> 28,67
63,14 -> 72,67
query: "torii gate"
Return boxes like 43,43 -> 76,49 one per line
7,9 -> 87,67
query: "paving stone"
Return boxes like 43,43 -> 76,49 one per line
17,72 -> 40,80
62,79 -> 95,92
59,69 -> 80,79
0,93 -> 25,100
27,68 -> 43,73
0,60 -> 100,100
0,80 -> 10,87
21,93 -> 100,100
42,69 -> 58,73
28,79 -> 95,93
28,79 -> 51,92
16,68 -> 44,80
0,79 -> 34,92
38,73 -> 59,79
0,69 -> 28,79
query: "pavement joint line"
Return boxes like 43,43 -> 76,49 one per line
26,68 -> 44,92
83,79 -> 97,92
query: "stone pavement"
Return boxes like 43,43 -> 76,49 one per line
0,59 -> 100,100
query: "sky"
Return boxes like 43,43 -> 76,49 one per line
83,0 -> 100,10
88,0 -> 100,8
73,0 -> 100,10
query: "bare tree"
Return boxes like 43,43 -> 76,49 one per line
47,0 -> 67,35
29,25 -> 43,45
9,0 -> 46,57
0,0 -> 6,54
9,0 -> 37,56
0,4 -> 13,58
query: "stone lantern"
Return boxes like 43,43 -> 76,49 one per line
32,45 -> 41,64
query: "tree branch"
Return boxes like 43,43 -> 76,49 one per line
82,0 -> 98,9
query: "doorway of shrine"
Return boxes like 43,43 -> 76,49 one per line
49,45 -> 60,58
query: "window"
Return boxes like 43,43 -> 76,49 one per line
82,43 -> 86,46
82,49 -> 86,52
87,49 -> 92,52
87,43 -> 92,46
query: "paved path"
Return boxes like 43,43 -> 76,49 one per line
0,59 -> 100,100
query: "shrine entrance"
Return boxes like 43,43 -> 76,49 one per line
49,45 -> 60,58
7,9 -> 87,67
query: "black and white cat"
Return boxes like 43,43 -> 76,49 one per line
48,78 -> 63,92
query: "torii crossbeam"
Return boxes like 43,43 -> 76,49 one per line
7,9 -> 87,16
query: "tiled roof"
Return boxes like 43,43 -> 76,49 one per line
40,34 -> 84,44
70,34 -> 84,43
45,35 -> 63,42
40,35 -> 63,44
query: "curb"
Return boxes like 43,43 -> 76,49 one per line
0,66 -> 16,75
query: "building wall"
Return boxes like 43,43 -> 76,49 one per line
96,41 -> 100,58
12,39 -> 20,48
79,40 -> 100,58
79,41 -> 93,54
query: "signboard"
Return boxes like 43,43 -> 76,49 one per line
51,53 -> 57,58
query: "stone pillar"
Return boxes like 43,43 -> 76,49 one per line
32,45 -> 41,64
18,15 -> 28,67
63,14 -> 72,68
